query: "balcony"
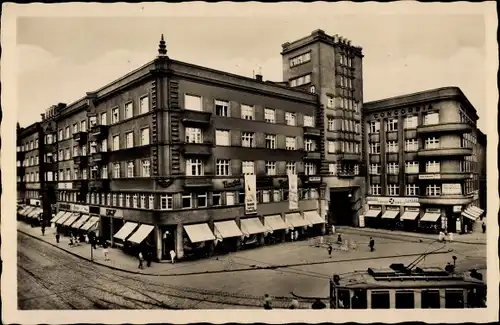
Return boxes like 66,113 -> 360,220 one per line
303,126 -> 321,137
181,142 -> 213,156
418,172 -> 474,181
89,124 -> 108,140
73,179 -> 89,191
88,178 -> 110,191
42,161 -> 56,171
338,153 -> 362,162
181,110 -> 212,126
417,147 -> 473,158
43,143 -> 54,153
304,151 -> 321,160
419,194 -> 473,205
417,122 -> 472,135
89,152 -> 108,165
73,131 -> 88,144
73,155 -> 89,167
183,176 -> 213,188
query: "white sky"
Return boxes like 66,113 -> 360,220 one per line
15,4 -> 490,133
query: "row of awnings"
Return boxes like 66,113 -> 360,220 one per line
184,211 -> 325,243
18,206 -> 43,218
113,222 -> 155,245
462,206 -> 484,221
365,206 -> 485,223
50,211 -> 99,231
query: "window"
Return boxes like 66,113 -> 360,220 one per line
264,108 -> 275,123
304,162 -> 317,175
160,194 -> 173,210
180,193 -> 192,209
405,161 -> 419,174
445,290 -> 464,309
101,139 -> 107,152
369,121 -> 380,133
215,130 -> 230,146
328,163 -> 337,175
82,169 -> 88,179
405,139 -> 418,152
98,113 -> 106,126
369,142 -> 380,154
421,290 -> 440,309
127,161 -> 134,177
141,160 -> 150,177
371,291 -> 390,309
113,163 -> 121,178
265,161 -> 276,176
386,141 -> 398,153
65,127 -> 70,139
388,184 -> 399,196
197,193 -> 207,208
285,112 -> 296,126
289,52 -> 311,67
425,161 -> 440,173
370,184 -> 381,195
289,74 -> 311,87
305,139 -> 316,151
241,132 -> 254,147
148,195 -> 155,209
125,102 -> 133,119
212,192 -> 221,206
111,107 -> 119,123
262,190 -> 270,203
72,123 -> 78,134
215,100 -> 229,117
185,127 -> 202,143
404,116 -> 418,129
327,118 -> 335,131
125,194 -> 130,208
423,112 -> 439,126
89,142 -> 97,154
369,164 -> 381,175
184,94 -> 202,111
387,163 -> 399,175
327,96 -> 335,109
102,165 -> 108,179
265,134 -> 276,149
111,194 -> 117,206
395,291 -> 415,309
35,156 -> 39,165
139,95 -> 149,114
225,192 -> 235,206
126,132 -> 134,148
303,115 -> 315,127
216,159 -> 231,176
424,137 -> 440,149
286,162 -> 296,174
286,137 -> 296,150
241,104 -> 254,120
141,128 -> 150,145
58,129 -> 63,141
65,148 -> 71,160
242,161 -> 254,175
426,184 -> 441,196
406,184 -> 419,196
273,190 -> 281,202
132,194 -> 138,208
35,172 -> 39,182
73,146 -> 79,157
386,118 -> 398,131
113,135 -> 120,151
186,158 -> 204,176
328,141 -> 337,153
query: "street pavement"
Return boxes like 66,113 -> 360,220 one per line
17,221 -> 487,309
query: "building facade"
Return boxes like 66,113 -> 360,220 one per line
476,129 -> 487,213
281,29 -> 365,228
362,87 -> 485,234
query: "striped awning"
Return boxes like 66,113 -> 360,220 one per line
214,220 -> 243,239
240,218 -> 268,236
21,206 -> 35,216
420,213 -> 441,222
462,210 -> 479,221
468,206 -> 484,217
27,208 -> 42,218
113,222 -> 139,241
303,210 -> 325,224
285,213 -> 312,228
50,211 -> 66,223
80,216 -> 99,231
184,223 -> 216,243
55,212 -> 73,225
401,211 -> 420,221
127,224 -> 155,244
70,214 -> 91,229
264,215 -> 288,231
62,214 -> 79,227
381,210 -> 400,219
365,210 -> 382,218
18,206 -> 31,216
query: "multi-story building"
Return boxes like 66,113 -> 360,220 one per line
362,87 -> 485,234
477,129 -> 487,213
281,29 -> 365,228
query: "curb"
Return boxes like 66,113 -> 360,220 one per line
336,227 -> 486,245
19,229 -> 454,277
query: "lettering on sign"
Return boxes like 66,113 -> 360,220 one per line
222,179 -> 241,189
58,203 -> 71,211
419,174 -> 441,180
106,209 -> 116,217
426,208 -> 440,213
442,183 -> 462,195
453,205 -> 462,213
366,196 -> 420,207
308,176 -> 321,182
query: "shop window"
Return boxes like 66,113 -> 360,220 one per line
371,291 -> 390,309
225,192 -> 235,206
395,291 -> 415,309
238,191 -> 245,204
445,289 -> 464,308
273,190 -> 281,202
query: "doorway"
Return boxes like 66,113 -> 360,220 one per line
329,190 -> 354,226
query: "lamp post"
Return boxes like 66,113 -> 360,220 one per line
90,242 -> 93,261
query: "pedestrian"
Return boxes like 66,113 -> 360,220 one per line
369,237 -> 375,252
41,225 -> 45,236
327,244 -> 333,257
311,298 -> 326,309
69,236 -> 74,246
146,251 -> 152,267
263,294 -> 272,309
337,234 -> 342,244
331,224 -> 335,234
294,230 -> 299,241
289,298 -> 300,309
482,221 -> 486,233
138,251 -> 144,269
319,236 -> 324,245
290,230 -> 295,241
169,249 -> 176,264
103,245 -> 109,261
55,233 -> 60,244
85,234 -> 89,244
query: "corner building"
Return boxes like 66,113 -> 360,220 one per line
362,87 -> 485,234
45,34 -> 333,261
281,29 -> 366,228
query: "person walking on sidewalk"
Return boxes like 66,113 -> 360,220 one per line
169,249 -> 176,264
482,221 -> 486,233
327,244 -> 333,258
55,233 -> 60,244
103,244 -> 110,261
263,294 -> 272,310
138,251 -> 144,269
146,251 -> 152,267
41,225 -> 45,236
369,237 -> 375,252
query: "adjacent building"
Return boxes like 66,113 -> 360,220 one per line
362,87 -> 485,233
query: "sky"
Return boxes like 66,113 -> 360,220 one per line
16,8 -> 489,132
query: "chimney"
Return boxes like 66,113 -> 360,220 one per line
255,67 -> 263,81
41,113 -> 46,120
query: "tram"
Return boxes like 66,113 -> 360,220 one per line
329,254 -> 486,309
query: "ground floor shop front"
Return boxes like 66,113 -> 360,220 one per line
361,196 -> 484,235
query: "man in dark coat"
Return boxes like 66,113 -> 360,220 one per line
311,298 -> 326,309
369,237 -> 375,252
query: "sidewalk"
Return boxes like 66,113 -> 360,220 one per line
336,225 -> 487,245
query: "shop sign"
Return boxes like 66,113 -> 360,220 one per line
99,207 -> 123,218
308,176 -> 321,183
426,208 -> 440,213
29,199 -> 41,206
366,196 -> 420,207
405,207 -> 419,212
57,182 -> 73,189
442,183 -> 462,195
221,179 -> 242,189
288,172 -> 299,210
73,204 -> 89,213
276,177 -> 289,188
244,174 -> 257,214
453,205 -> 462,213
58,203 -> 72,211
419,174 -> 441,180
368,205 -> 382,210
386,206 -> 400,211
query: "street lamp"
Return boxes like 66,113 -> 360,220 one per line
90,243 -> 93,261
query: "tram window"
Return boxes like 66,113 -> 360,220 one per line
421,290 -> 440,308
371,290 -> 390,309
351,289 -> 368,309
467,286 -> 486,308
445,289 -> 464,308
395,290 -> 415,309
337,289 -> 351,309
